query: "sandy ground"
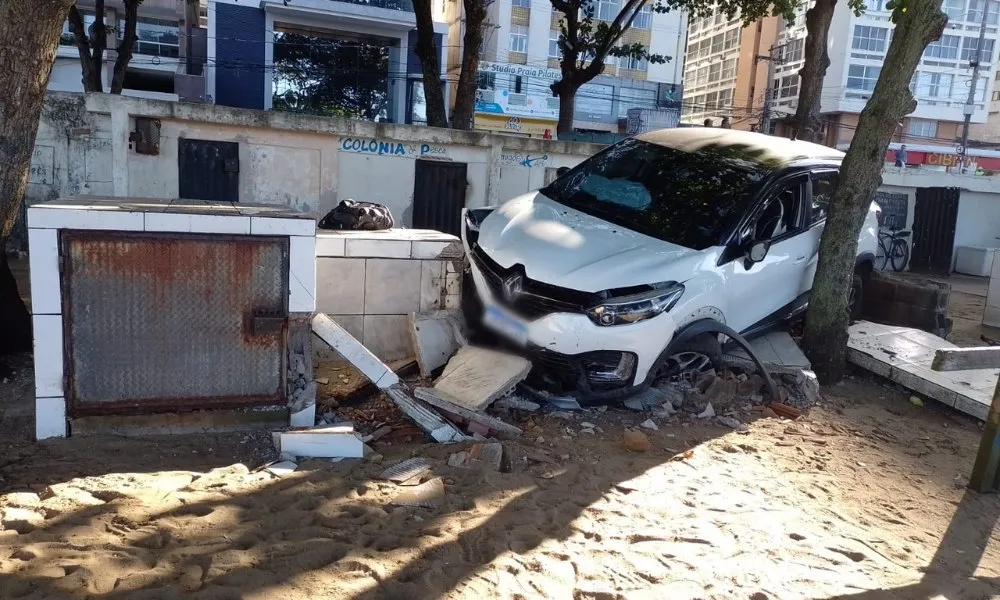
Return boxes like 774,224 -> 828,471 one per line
1,272 -> 999,598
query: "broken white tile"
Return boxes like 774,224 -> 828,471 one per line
312,314 -> 388,386
289,402 -> 316,428
411,240 -> 461,260
288,236 -> 317,312
28,207 -> 144,230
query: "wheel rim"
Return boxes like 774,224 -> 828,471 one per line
661,351 -> 715,382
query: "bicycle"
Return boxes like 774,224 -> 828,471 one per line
876,224 -> 911,272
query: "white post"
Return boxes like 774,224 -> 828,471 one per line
110,104 -> 129,197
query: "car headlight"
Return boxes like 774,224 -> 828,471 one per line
586,283 -> 685,327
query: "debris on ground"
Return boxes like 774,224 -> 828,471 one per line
414,387 -> 523,439
697,403 -> 716,419
717,416 -> 743,430
390,478 -> 446,508
494,396 -> 540,412
447,443 -> 505,471
409,310 -> 466,377
623,429 -> 651,452
277,423 -> 363,458
264,460 -> 298,477
432,346 -> 531,411
379,457 -> 433,483
639,419 -> 658,431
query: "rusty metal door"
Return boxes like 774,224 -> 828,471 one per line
61,231 -> 288,415
412,159 -> 468,235
911,187 -> 960,273
178,138 -> 240,202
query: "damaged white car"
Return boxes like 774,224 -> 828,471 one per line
461,128 -> 879,404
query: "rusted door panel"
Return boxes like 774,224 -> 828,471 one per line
178,138 -> 239,202
412,159 -> 468,235
61,231 -> 288,415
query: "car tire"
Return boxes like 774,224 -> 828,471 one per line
848,271 -> 864,322
657,334 -> 723,382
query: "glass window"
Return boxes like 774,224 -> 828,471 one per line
777,74 -> 799,98
711,33 -> 724,54
549,29 -> 560,57
917,72 -> 953,97
968,0 -> 1000,22
578,82 -> 614,114
852,25 -> 888,52
719,87 -> 733,107
596,0 -> 619,20
477,71 -> 496,90
962,37 -> 995,62
512,0 -> 530,6
944,0 -> 966,19
724,28 -> 739,50
751,180 -> 805,241
633,4 -> 652,28
62,12 -> 96,46
540,137 -> 769,250
907,118 -> 937,137
617,87 -> 656,116
120,16 -> 179,58
925,35 -> 960,59
509,24 -> 527,53
708,62 -> 721,82
721,58 -> 736,80
783,38 -> 804,63
810,173 -> 837,225
620,54 -> 648,70
705,91 -> 718,109
847,64 -> 881,91
696,66 -> 708,86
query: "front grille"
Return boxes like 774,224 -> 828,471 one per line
470,245 -> 591,320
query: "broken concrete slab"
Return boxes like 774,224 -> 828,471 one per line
391,478 -> 445,508
409,311 -> 466,377
447,443 -> 504,471
726,331 -> 811,369
379,457 -> 433,483
624,387 -> 671,411
494,396 -> 540,412
847,320 -> 995,420
433,346 -> 531,411
289,402 -> 316,428
265,460 -> 298,477
278,424 -> 363,458
414,387 -> 523,439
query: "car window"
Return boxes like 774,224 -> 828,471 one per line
540,138 -> 769,250
746,179 -> 805,242
811,172 -> 837,225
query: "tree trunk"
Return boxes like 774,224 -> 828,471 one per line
68,4 -> 104,92
0,0 -> 75,353
412,0 -> 448,127
802,0 -> 948,383
110,0 -> 139,94
451,0 -> 488,130
555,81 -> 578,134
790,0 -> 835,143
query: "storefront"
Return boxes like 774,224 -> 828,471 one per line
474,61 -> 559,138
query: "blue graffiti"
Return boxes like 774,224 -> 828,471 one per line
341,137 -> 407,156
520,154 -> 549,167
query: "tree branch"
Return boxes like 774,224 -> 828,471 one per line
111,0 -> 138,94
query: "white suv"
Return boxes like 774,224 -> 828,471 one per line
462,128 -> 879,403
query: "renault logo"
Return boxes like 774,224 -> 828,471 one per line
503,273 -> 523,303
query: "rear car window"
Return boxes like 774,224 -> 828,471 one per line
541,138 -> 767,250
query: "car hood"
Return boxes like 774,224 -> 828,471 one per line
476,191 -> 705,292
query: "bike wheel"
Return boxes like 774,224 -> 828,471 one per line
890,238 -> 909,272
876,238 -> 890,270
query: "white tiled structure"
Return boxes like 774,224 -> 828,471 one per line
315,229 -> 463,363
27,197 -> 317,440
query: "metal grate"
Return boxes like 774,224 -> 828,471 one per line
62,231 -> 289,415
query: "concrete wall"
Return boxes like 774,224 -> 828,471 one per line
21,92 -> 603,249
955,191 -> 1000,250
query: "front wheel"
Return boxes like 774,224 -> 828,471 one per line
889,238 -> 909,272
656,334 -> 722,383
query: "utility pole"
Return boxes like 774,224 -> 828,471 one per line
960,0 -> 992,172
756,43 -> 784,134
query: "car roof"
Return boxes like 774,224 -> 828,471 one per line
636,127 -> 844,169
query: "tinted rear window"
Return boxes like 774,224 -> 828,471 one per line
540,138 -> 768,250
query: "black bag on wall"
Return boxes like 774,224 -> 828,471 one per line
318,200 -> 394,231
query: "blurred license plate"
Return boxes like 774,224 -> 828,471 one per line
483,306 -> 528,345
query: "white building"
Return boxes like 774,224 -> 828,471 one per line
467,0 -> 687,136
773,0 -> 999,149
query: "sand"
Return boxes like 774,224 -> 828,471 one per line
1,353 -> 999,599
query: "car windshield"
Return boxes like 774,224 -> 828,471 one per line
540,137 -> 770,250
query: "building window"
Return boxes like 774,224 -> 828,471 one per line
711,32 -> 724,54
961,37 -> 995,63
119,16 -> 180,58
724,28 -> 738,50
868,0 -> 886,11
620,55 -> 648,70
719,87 -> 733,107
852,25 -> 888,52
578,82 -> 614,114
708,62 -> 721,82
633,4 -> 652,28
477,71 -> 496,90
925,35 -> 960,59
512,0 -> 530,6
705,91 -> 718,109
916,72 -> 953,97
61,12 -> 96,46
696,66 -> 708,86
509,24 -> 527,53
847,64 -> 881,91
968,0 -> 1000,23
776,74 -> 799,98
907,119 -> 937,138
721,58 -> 736,80
782,38 -> 804,63
617,87 -> 656,116
595,0 -> 619,21
549,29 -> 560,57
943,0 -> 965,20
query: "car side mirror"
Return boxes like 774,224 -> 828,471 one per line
556,166 -> 570,177
743,240 -> 771,269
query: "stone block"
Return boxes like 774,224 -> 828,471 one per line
316,258 -> 365,315
364,259 -> 421,314
364,315 -> 413,362
420,260 -> 446,312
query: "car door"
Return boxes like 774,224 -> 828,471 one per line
721,173 -> 816,333
799,170 -> 838,296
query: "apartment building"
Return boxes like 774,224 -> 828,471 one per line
467,0 -> 686,136
205,0 -> 451,125
680,12 -> 780,129
50,0 -> 206,102
772,0 -> 999,152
